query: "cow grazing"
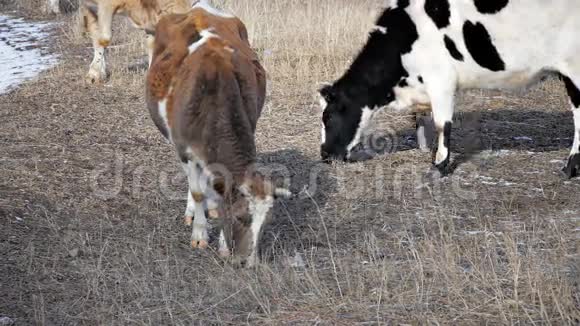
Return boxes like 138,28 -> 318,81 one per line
319,0 -> 580,178
146,5 -> 290,266
82,0 -> 199,83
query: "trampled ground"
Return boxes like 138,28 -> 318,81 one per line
1,1 -> 579,324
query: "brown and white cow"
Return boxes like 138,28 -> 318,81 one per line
82,0 -> 199,83
146,5 -> 290,266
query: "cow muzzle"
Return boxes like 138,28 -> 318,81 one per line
320,146 -> 347,163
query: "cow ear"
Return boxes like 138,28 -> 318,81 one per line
319,84 -> 336,102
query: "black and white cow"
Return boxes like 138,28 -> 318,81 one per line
319,0 -> 580,178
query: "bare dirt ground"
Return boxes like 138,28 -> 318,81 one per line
1,1 -> 579,325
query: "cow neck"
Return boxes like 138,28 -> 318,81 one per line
335,6 -> 418,109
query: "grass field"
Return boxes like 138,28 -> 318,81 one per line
1,0 -> 579,324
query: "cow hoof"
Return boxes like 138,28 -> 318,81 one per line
208,209 -> 219,219
246,255 -> 258,267
86,70 -> 106,84
433,159 -> 449,177
231,256 -> 247,268
218,248 -> 231,257
184,215 -> 193,226
419,144 -> 431,153
85,74 -> 102,84
427,165 -> 444,179
435,164 -> 448,177
432,151 -> 450,177
562,154 -> 580,179
191,239 -> 208,249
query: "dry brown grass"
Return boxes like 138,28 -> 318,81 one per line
1,0 -> 579,325
1,0 -> 78,16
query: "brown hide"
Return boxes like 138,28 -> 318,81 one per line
146,7 -> 266,195
146,7 -> 268,257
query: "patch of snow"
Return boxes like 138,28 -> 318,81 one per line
513,136 -> 533,141
465,230 -> 503,236
0,316 -> 14,326
477,175 -> 518,187
0,15 -> 58,94
501,181 -> 518,186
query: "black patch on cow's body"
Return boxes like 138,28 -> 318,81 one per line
342,6 -> 418,108
320,7 -> 419,160
398,0 -> 410,9
562,75 -> 580,108
418,76 -> 424,83
474,0 -> 509,14
425,0 -> 451,29
444,35 -> 464,61
463,21 -> 505,71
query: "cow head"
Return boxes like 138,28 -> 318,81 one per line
319,84 -> 378,162
319,4 -> 420,162
213,172 -> 291,264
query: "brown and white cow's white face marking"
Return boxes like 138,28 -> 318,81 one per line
234,176 -> 291,266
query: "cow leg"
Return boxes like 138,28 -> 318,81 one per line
183,160 -> 209,249
146,34 -> 155,68
562,75 -> 580,178
83,6 -> 108,83
206,197 -> 219,219
429,87 -> 455,176
184,190 -> 194,226
218,230 -> 231,257
415,112 -> 434,152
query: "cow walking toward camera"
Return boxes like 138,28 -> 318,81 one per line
146,6 -> 290,266
319,0 -> 580,178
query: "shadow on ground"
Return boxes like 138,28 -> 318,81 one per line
256,148 -> 337,263
361,109 -> 574,172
